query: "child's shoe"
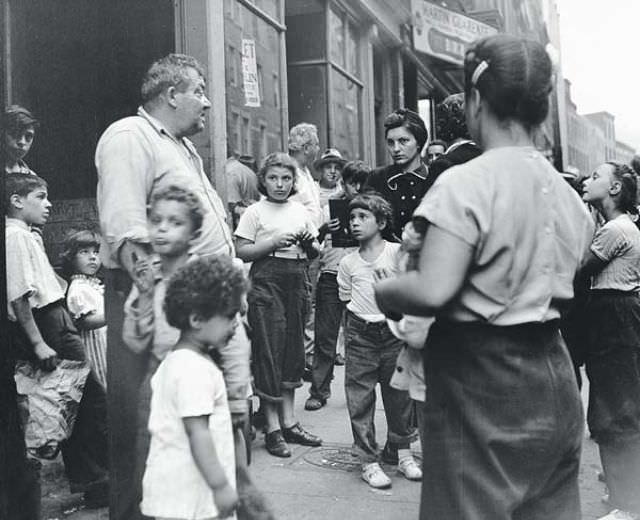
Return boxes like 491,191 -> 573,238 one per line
398,455 -> 422,481
361,462 -> 392,489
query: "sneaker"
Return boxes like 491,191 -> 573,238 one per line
282,422 -> 322,446
304,396 -> 326,411
361,462 -> 392,489
398,456 -> 422,481
264,430 -> 291,458
597,510 -> 640,520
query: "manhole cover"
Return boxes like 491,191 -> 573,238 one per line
303,447 -> 361,471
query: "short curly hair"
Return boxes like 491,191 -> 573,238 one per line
148,184 -> 204,233
288,123 -> 319,152
141,53 -> 205,104
60,229 -> 101,278
348,192 -> 394,230
256,152 -> 298,197
164,256 -> 249,331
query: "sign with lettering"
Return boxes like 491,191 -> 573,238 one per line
241,39 -> 261,107
411,0 -> 497,66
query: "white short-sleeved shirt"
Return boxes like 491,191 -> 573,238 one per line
590,214 -> 640,291
414,146 -> 594,325
290,166 -> 323,228
235,199 -> 318,259
6,218 -> 65,321
141,349 -> 235,520
337,241 -> 401,322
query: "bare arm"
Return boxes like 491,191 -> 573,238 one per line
375,226 -> 474,317
12,295 -> 58,370
183,415 -> 238,517
76,311 -> 106,330
235,233 -> 297,262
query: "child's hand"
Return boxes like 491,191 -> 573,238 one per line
271,231 -> 297,249
326,218 -> 341,232
401,222 -> 424,253
34,341 -> 58,371
132,258 -> 154,294
373,267 -> 392,283
296,229 -> 314,244
213,483 -> 238,518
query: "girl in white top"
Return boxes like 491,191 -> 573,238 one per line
141,256 -> 248,520
61,230 -> 107,389
235,152 -> 322,458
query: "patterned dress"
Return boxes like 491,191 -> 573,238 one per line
66,275 -> 108,389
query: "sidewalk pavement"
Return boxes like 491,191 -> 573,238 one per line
43,367 -> 609,519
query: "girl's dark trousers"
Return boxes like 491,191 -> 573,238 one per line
585,290 -> 640,514
419,319 -> 583,520
8,300 -> 109,493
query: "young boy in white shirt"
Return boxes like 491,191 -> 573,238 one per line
5,173 -> 109,507
337,192 -> 421,489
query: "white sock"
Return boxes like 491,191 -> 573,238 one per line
397,448 -> 413,461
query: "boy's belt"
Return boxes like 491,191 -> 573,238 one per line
345,310 -> 388,329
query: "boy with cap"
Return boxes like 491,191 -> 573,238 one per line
314,148 -> 347,207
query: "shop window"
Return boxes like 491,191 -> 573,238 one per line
225,0 -> 285,159
331,73 -> 361,160
330,9 -> 345,69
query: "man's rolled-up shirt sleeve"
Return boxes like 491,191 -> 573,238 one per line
96,129 -> 156,267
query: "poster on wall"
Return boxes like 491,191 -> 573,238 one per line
241,39 -> 261,107
411,0 -> 497,66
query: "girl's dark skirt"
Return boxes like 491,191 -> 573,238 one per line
248,256 -> 310,402
419,319 -> 583,520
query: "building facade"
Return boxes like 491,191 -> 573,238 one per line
2,0 -> 557,258
615,140 -> 636,166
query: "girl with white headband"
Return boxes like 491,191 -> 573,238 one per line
375,33 -> 594,519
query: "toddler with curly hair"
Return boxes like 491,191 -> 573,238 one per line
141,256 -> 249,520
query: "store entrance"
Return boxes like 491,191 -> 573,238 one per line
4,0 -> 175,201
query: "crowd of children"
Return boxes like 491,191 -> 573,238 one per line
4,109 -> 426,520
12,34 -> 640,520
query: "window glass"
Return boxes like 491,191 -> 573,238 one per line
225,0 -> 284,165
347,21 -> 359,75
331,71 -> 361,160
330,9 -> 345,68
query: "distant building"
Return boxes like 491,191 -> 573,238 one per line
616,140 -> 636,165
565,79 -> 605,177
585,112 -> 616,162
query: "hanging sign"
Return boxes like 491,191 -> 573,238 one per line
241,39 -> 261,107
411,0 -> 497,66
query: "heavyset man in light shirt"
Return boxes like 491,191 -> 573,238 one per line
95,53 -> 249,520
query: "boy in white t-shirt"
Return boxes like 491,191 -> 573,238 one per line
141,256 -> 249,520
337,193 -> 420,490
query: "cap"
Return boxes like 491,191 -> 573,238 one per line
313,148 -> 347,170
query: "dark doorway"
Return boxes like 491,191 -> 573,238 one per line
6,0 -> 175,200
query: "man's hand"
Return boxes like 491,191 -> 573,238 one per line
212,483 -> 238,519
34,342 -> 58,371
